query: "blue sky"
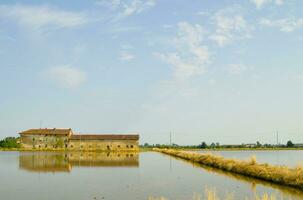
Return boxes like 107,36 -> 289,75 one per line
1,0 -> 303,145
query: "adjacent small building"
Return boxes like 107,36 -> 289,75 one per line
69,134 -> 139,151
19,128 -> 139,151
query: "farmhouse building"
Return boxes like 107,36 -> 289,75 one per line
19,128 -> 139,151
19,128 -> 72,149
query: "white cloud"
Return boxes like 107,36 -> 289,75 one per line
0,4 -> 88,32
100,0 -> 155,20
226,64 -> 248,75
156,22 -> 210,80
209,9 -> 253,46
259,18 -> 303,32
47,65 -> 86,88
120,52 -> 135,61
250,0 -> 284,9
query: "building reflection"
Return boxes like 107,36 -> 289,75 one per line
19,152 -> 139,173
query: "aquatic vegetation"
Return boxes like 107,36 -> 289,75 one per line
154,148 -> 303,190
148,189 -> 278,200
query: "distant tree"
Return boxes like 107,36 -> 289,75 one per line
256,141 -> 262,148
144,143 -> 149,147
0,137 -> 20,148
216,142 -> 220,148
286,140 -> 294,147
210,142 -> 216,148
200,142 -> 208,149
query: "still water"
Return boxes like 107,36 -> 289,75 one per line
195,150 -> 303,167
0,151 -> 302,200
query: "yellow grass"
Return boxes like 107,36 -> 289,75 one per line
148,189 -> 278,200
154,148 -> 303,190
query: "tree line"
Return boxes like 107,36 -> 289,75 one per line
141,140 -> 299,149
0,137 -> 20,148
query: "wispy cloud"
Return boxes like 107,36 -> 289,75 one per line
259,17 -> 303,32
250,0 -> 284,9
209,9 -> 253,46
226,64 -> 249,75
98,0 -> 156,20
0,4 -> 89,32
156,22 -> 210,80
120,52 -> 135,61
46,65 -> 86,88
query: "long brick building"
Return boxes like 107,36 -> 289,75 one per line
19,128 -> 139,151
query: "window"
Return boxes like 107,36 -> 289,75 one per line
126,145 -> 129,148
70,145 -> 74,148
118,145 -> 121,148
130,145 -> 133,148
45,144 -> 48,148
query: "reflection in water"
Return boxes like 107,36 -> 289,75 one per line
19,152 -> 139,173
161,154 -> 303,200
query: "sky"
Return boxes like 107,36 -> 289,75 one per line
0,0 -> 303,145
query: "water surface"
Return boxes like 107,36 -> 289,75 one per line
0,151 -> 302,200
194,150 -> 303,167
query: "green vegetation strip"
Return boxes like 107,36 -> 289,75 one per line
154,148 -> 303,190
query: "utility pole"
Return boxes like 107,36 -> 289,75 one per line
39,120 -> 42,129
170,132 -> 172,146
276,130 -> 279,147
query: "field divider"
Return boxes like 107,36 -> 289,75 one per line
154,148 -> 303,190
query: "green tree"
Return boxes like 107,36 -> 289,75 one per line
286,140 -> 294,147
0,137 -> 20,148
200,142 -> 208,149
256,141 -> 262,148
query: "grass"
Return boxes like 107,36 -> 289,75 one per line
148,189 -> 278,200
154,148 -> 303,190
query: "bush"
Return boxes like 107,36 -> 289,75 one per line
0,137 -> 20,148
286,140 -> 294,147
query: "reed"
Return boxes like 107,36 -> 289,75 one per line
154,148 -> 303,190
148,190 -> 277,200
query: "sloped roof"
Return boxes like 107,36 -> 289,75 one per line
19,128 -> 72,135
70,134 -> 139,140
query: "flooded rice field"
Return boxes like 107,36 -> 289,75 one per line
194,150 -> 303,167
0,151 -> 302,200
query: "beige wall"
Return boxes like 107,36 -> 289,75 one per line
20,134 -> 139,151
20,134 -> 69,149
68,139 -> 139,151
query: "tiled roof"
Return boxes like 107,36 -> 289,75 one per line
70,134 -> 139,140
19,128 -> 72,135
